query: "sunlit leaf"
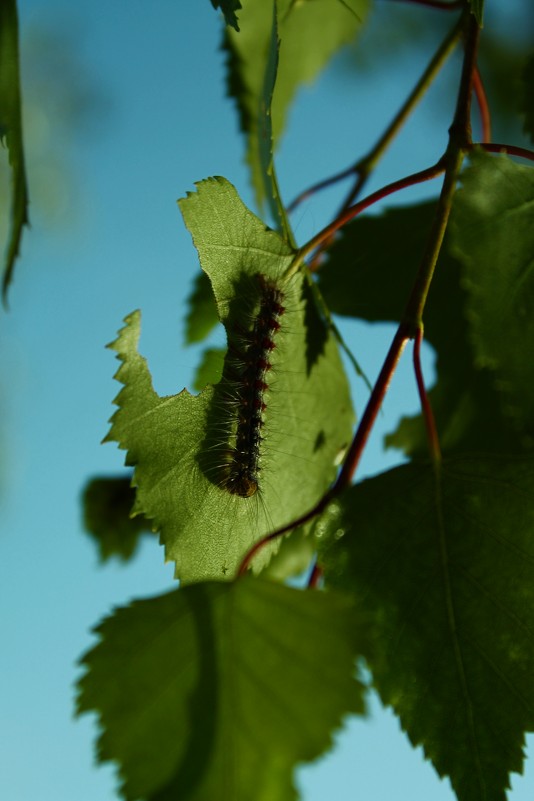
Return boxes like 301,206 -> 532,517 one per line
77,577 -> 367,801
0,0 -> 29,300
107,177 -> 353,583
451,151 -> 534,444
321,454 -> 534,801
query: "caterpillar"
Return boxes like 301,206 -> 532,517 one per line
219,274 -> 286,498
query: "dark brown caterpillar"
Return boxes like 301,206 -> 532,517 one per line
220,274 -> 285,498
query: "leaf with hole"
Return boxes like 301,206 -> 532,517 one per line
106,176 -> 354,583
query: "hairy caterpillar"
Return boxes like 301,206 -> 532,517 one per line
199,272 -> 289,502
219,274 -> 286,498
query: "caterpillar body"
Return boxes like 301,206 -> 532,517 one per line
219,274 -> 286,498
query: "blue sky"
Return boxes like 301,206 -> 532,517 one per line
0,1 -> 532,800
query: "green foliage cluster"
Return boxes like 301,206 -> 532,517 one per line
79,1 -> 534,799
3,0 -> 533,799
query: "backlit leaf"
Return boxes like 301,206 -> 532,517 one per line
77,577 -> 367,801
321,454 -> 534,801
107,177 -> 353,583
318,201 -> 522,457
450,152 -> 534,444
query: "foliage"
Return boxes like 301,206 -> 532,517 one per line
78,577 -> 367,801
0,0 -> 28,300
320,454 -> 534,801
79,1 -> 534,798
3,0 -> 533,799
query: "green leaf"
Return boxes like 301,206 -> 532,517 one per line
184,271 -> 219,345
77,577 -> 366,801
0,0 -> 29,300
261,525 -> 315,581
224,2 -> 294,237
321,454 -> 534,801
224,0 -> 369,211
82,476 -> 153,563
451,152 -> 534,444
210,0 -> 243,31
522,53 -> 534,142
318,201 -> 523,457
107,176 -> 354,583
192,347 -> 225,391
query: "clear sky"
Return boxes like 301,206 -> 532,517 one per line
0,1 -> 532,800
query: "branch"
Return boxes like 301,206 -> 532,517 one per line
294,161 -> 445,268
385,0 -> 463,8
238,10 -> 482,576
288,16 -> 462,216
472,66 -> 491,142
413,327 -> 441,462
469,142 -> 534,162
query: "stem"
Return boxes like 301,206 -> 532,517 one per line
470,142 -> 534,162
403,10 -> 479,331
402,151 -> 463,331
413,327 -> 441,462
386,0 -> 463,8
288,17 -> 462,216
295,161 -> 445,269
342,14 -> 463,204
237,326 -> 409,576
333,326 -> 409,489
237,10 -> 482,577
307,562 -> 323,589
472,66 -> 491,142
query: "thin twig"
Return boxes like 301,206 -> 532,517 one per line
288,16 -> 462,219
469,142 -> 534,161
413,327 -> 441,462
472,66 -> 491,142
237,10 -> 481,577
386,0 -> 463,8
294,161 -> 445,269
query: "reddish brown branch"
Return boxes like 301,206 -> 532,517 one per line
386,0 -> 462,8
307,562 -> 323,589
237,325 -> 410,576
334,327 -> 410,490
472,66 -> 491,142
288,17 -> 462,221
287,166 -> 355,213
296,161 -> 445,268
237,10 -> 483,578
413,327 -> 441,462
469,142 -> 534,162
